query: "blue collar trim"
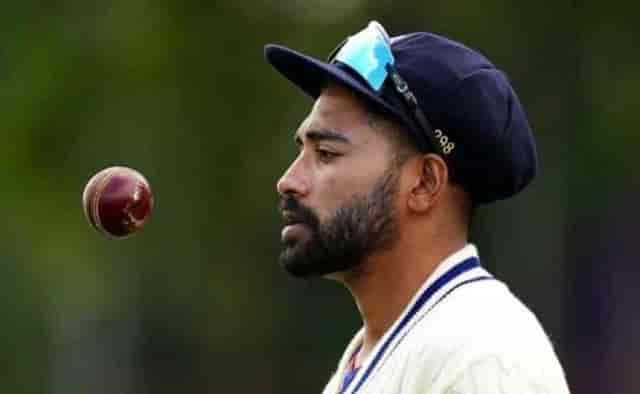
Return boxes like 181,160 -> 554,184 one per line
347,256 -> 486,394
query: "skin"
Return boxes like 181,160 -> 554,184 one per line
277,83 -> 470,367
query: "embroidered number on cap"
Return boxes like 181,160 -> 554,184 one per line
434,129 -> 455,155
444,143 -> 455,154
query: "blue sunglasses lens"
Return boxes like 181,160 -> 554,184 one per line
329,22 -> 445,156
332,23 -> 395,92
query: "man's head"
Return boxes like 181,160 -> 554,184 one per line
277,84 -> 471,278
266,21 -> 538,277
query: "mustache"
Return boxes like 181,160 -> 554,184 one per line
278,196 -> 319,227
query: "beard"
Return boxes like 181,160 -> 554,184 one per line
278,170 -> 399,278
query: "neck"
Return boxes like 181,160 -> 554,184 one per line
338,231 -> 467,363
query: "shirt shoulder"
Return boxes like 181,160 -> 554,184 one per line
418,279 -> 547,343
397,279 -> 569,393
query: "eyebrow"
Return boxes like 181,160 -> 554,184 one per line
294,129 -> 351,145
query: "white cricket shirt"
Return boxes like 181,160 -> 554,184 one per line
323,244 -> 570,394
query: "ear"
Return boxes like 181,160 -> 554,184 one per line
407,154 -> 449,213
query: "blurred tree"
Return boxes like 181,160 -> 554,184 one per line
0,0 -> 637,393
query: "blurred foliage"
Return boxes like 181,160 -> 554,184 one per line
0,0 -> 637,393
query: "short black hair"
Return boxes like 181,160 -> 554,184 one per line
363,102 -> 473,187
363,105 -> 417,168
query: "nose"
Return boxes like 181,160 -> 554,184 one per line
277,155 -> 310,198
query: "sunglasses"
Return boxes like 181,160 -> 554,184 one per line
327,21 -> 455,156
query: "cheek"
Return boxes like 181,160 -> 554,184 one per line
306,141 -> 394,220
311,173 -> 345,221
312,168 -> 380,221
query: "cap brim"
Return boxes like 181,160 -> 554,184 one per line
264,44 -> 407,124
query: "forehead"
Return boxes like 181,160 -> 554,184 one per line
296,84 -> 371,139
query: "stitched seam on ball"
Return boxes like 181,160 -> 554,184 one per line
93,170 -> 114,236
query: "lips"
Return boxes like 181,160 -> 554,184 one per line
280,210 -> 312,243
281,210 -> 305,226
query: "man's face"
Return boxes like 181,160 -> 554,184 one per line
277,85 -> 402,278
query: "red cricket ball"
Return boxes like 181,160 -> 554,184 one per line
82,166 -> 154,238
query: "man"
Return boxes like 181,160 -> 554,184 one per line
265,21 -> 570,393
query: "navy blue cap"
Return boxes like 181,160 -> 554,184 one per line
264,29 -> 537,204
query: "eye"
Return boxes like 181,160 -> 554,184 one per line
316,148 -> 339,162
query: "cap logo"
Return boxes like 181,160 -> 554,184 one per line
434,129 -> 455,154
390,72 -> 408,93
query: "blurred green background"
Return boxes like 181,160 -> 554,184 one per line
0,1 -> 637,393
